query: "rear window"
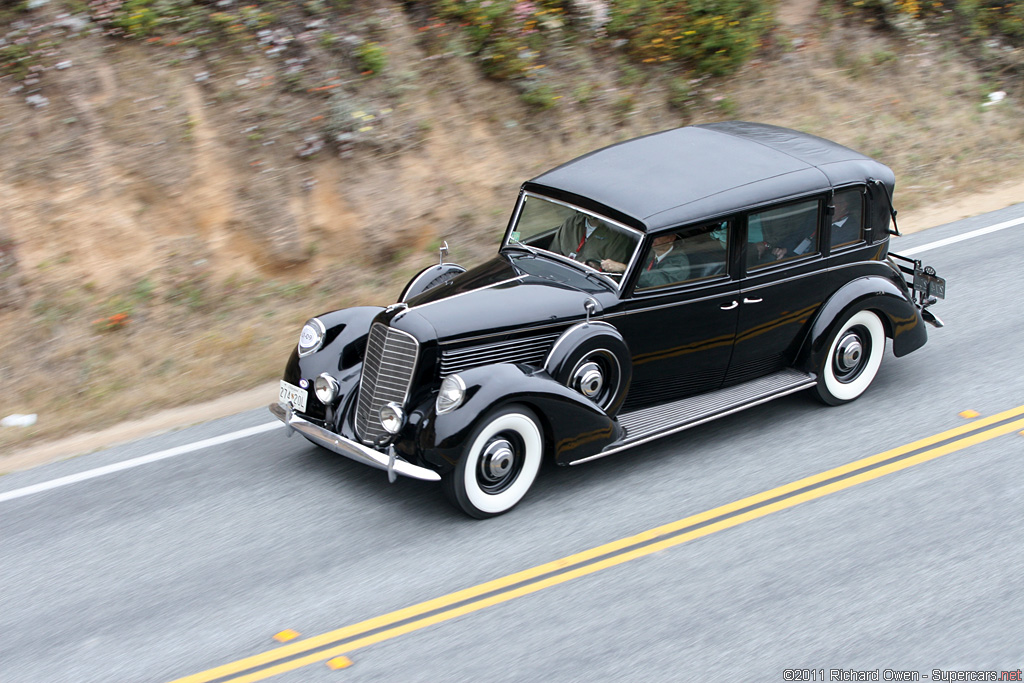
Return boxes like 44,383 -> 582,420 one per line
746,198 -> 821,271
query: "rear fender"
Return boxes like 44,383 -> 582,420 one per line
797,276 -> 926,372
416,363 -> 621,471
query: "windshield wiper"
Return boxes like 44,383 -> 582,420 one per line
549,253 -> 619,290
501,241 -> 541,257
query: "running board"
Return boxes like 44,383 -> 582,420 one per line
571,369 -> 817,465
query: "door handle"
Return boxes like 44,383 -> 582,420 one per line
720,300 -> 739,310
743,297 -> 763,304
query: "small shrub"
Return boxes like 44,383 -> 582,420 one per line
714,94 -> 738,116
573,82 -> 596,105
357,41 -> 387,76
437,0 -> 569,81
841,0 -> 1024,47
667,77 -> 695,111
92,313 -> 131,333
607,0 -> 774,76
613,93 -> 635,117
0,42 -> 38,80
520,81 -> 559,108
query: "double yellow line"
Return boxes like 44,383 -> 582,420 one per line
172,404 -> 1024,683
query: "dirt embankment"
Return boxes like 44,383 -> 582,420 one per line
1,0 -> 1023,471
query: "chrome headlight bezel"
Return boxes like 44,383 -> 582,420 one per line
379,402 -> 406,435
297,318 -> 326,357
314,372 -> 340,405
435,374 -> 466,415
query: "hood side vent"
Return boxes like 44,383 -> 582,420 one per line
440,332 -> 561,377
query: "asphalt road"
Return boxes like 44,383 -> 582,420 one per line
2,205 -> 1023,683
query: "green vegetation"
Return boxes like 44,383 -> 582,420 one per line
607,0 -> 774,76
844,0 -> 1024,46
3,0 -> 1021,90
434,0 -> 774,80
520,81 -> 559,108
356,40 -> 387,76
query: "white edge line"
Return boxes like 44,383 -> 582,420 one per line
901,215 -> 1024,256
0,421 -> 283,504
3,211 -> 1021,505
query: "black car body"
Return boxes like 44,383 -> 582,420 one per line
270,121 -> 945,517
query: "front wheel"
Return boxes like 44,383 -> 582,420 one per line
814,309 -> 886,405
443,405 -> 543,519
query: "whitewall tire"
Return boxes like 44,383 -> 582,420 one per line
815,309 -> 886,405
444,405 -> 544,518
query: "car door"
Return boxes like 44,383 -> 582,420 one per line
613,221 -> 741,410
727,197 -> 829,385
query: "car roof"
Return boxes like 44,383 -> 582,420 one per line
524,121 -> 895,232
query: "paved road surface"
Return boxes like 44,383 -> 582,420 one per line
2,205 -> 1023,682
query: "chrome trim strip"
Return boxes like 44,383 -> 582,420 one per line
269,403 -> 441,482
830,260 -> 894,274
738,266 -> 825,294
622,288 -> 738,314
407,275 -> 528,313
439,321 -> 572,346
568,375 -> 816,465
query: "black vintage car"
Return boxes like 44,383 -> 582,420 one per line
270,121 -> 945,518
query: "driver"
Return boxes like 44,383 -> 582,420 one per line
552,212 -> 633,273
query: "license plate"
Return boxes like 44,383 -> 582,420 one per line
279,380 -> 308,412
914,271 -> 946,299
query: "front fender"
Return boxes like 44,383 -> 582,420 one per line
797,276 -> 926,372
283,306 -> 383,425
416,363 -> 622,471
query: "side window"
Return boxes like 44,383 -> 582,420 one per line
746,198 -> 821,271
829,188 -> 864,250
635,222 -> 728,291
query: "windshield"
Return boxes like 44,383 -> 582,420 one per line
505,194 -> 642,286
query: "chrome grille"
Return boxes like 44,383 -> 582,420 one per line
440,332 -> 560,377
355,323 -> 419,445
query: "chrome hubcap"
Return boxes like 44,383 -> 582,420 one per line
836,333 -> 863,373
573,362 -> 604,398
481,439 -> 515,481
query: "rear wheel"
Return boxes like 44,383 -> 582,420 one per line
443,405 -> 543,518
814,309 -> 885,405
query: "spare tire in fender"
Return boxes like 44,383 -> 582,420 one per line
399,263 -> 466,302
545,321 -> 632,416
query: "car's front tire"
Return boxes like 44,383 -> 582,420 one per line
443,405 -> 543,518
814,309 -> 885,405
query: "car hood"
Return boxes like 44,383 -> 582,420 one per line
399,253 -> 611,343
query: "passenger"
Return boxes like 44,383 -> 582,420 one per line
552,212 -> 633,273
829,192 -> 861,246
636,233 -> 690,288
770,211 -> 818,260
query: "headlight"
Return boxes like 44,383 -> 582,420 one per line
379,402 -> 405,434
314,372 -> 340,404
436,374 -> 466,414
297,318 -> 326,357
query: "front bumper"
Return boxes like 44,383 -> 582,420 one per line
268,403 -> 441,482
